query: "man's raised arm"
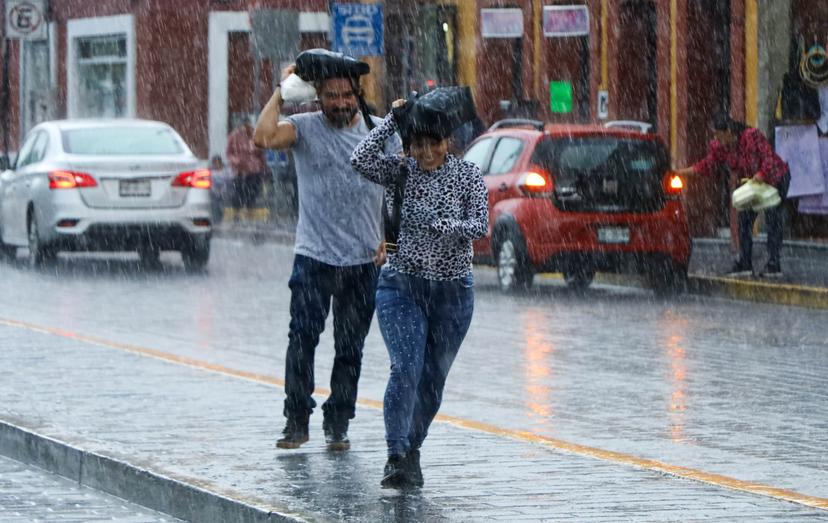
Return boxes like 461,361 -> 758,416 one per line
254,65 -> 297,150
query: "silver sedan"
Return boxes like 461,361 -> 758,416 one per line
0,119 -> 212,270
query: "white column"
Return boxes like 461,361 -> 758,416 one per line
208,11 -> 250,160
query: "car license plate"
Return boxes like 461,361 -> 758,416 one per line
597,227 -> 630,244
119,179 -> 151,197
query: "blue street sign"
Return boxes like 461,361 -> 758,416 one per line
332,3 -> 384,57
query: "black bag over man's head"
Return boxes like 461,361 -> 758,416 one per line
294,48 -> 370,83
394,86 -> 477,144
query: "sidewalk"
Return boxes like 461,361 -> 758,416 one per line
2,324 -> 827,521
0,455 -> 180,522
214,215 -> 828,309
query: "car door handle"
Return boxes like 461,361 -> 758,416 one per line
498,183 -> 508,192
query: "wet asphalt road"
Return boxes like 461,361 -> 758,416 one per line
0,237 -> 826,516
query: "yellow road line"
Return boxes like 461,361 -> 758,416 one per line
2,317 -> 827,511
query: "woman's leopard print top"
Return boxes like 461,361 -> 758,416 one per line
351,114 -> 488,281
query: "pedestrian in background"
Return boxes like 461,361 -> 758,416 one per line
449,112 -> 486,155
350,87 -> 488,488
226,115 -> 266,223
253,50 -> 401,451
208,155 -> 233,224
677,113 -> 790,277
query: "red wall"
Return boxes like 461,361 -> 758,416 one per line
137,0 -> 210,158
47,0 -> 328,158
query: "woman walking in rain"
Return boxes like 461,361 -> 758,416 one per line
350,87 -> 488,489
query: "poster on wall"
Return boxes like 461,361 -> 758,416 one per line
797,139 -> 828,215
542,5 -> 589,37
775,125 -> 824,198
550,81 -> 573,113
481,8 -> 524,39
332,3 -> 384,57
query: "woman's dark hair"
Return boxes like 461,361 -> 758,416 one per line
712,112 -> 748,137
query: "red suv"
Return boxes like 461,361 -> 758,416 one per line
463,119 -> 691,293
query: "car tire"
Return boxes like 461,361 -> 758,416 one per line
27,213 -> 55,268
563,268 -> 595,291
494,226 -> 534,293
649,261 -> 688,297
138,246 -> 162,269
0,230 -> 16,261
182,239 -> 210,273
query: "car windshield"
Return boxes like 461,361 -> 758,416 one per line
62,127 -> 184,155
541,138 -> 666,179
533,137 -> 669,212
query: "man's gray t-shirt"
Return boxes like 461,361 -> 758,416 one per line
286,111 -> 401,266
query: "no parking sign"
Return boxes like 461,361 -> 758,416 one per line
5,0 -> 47,41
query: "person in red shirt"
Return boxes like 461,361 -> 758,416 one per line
677,114 -> 790,277
226,117 -> 267,222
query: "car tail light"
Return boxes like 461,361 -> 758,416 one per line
172,169 -> 211,189
664,172 -> 684,197
48,170 -> 98,189
518,166 -> 554,197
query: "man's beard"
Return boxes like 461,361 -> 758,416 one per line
324,106 -> 358,128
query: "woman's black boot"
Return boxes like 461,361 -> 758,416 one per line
404,449 -> 424,487
380,455 -> 410,489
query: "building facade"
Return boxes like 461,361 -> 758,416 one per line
2,0 -> 329,160
1,0 -> 825,238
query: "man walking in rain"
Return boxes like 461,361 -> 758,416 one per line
254,50 -> 400,450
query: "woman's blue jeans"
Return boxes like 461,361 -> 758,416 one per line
375,267 -> 474,457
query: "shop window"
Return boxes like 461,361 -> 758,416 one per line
75,34 -> 128,118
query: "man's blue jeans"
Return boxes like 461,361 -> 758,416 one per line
375,267 -> 474,457
283,254 -> 378,424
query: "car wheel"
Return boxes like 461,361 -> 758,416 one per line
0,230 -> 16,261
649,261 -> 688,297
494,227 -> 534,293
563,268 -> 595,291
28,214 -> 55,268
181,239 -> 210,273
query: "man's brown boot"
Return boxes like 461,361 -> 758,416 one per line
276,417 -> 309,449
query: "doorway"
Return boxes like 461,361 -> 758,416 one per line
685,0 -> 731,236
617,1 -> 658,128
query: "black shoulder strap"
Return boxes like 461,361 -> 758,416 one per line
349,79 -> 407,251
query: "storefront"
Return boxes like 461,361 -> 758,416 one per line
755,0 -> 828,238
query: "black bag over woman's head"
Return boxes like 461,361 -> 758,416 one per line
294,48 -> 370,83
393,86 -> 477,146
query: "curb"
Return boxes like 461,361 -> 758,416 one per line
0,419 -> 306,523
214,227 -> 828,310
688,275 -> 828,309
595,272 -> 828,309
